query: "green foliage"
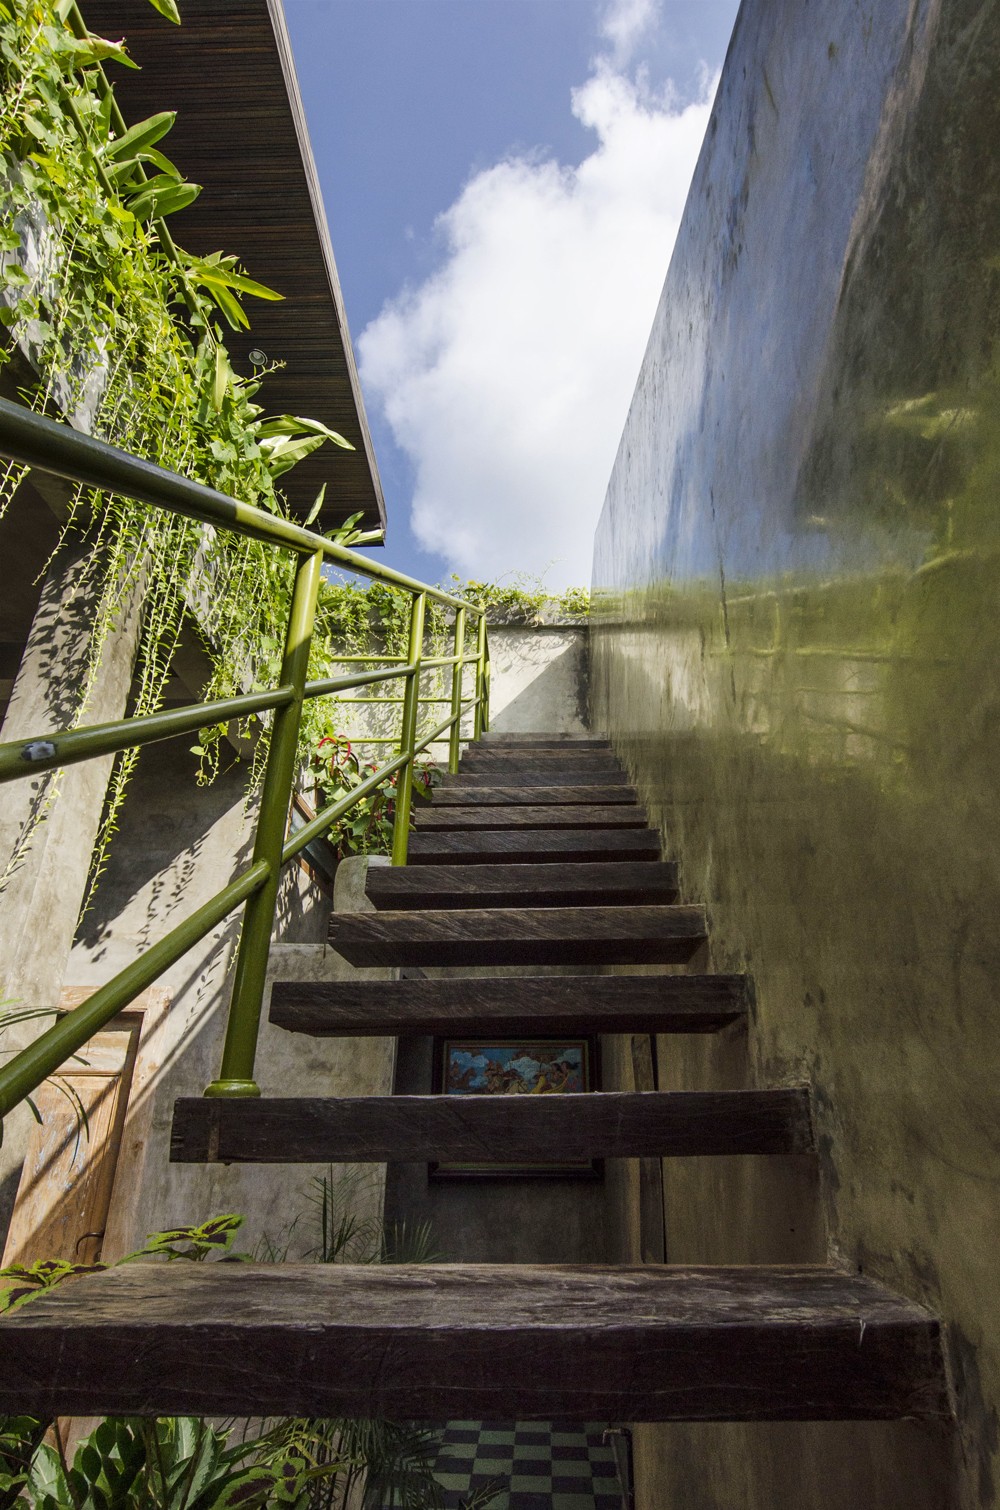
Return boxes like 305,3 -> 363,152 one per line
120,1211 -> 247,1264
0,1212 -> 246,1313
17,1415 -> 341,1510
451,573 -> 590,624
0,1415 -> 47,1510
0,0 -> 362,907
309,734 -> 438,858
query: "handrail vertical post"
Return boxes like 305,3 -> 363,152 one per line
391,591 -> 426,867
448,606 -> 467,775
473,613 -> 489,740
204,547 -> 324,1097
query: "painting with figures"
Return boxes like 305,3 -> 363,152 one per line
431,1036 -> 599,1178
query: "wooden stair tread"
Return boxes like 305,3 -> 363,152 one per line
439,768 -> 631,788
459,759 -> 625,776
364,861 -> 679,909
407,829 -> 662,863
429,784 -> 638,805
269,972 -> 750,1036
479,735 -> 612,748
0,1261 -> 948,1422
171,1089 -> 812,1163
411,804 -> 647,830
463,746 -> 620,760
328,903 -> 706,966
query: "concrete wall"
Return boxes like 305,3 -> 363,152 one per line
485,625 -> 589,734
60,740 -> 395,1261
332,622 -> 590,756
592,0 -> 998,1505
1,606 -> 591,1265
0,529 -> 143,1235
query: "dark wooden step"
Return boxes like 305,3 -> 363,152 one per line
411,804 -> 647,831
270,972 -> 749,1037
430,784 -> 638,806
464,744 -> 617,759
439,768 -> 631,788
171,1089 -> 813,1163
479,735 -> 611,748
407,828 -> 662,863
329,904 -> 706,967
0,1261 -> 948,1422
364,861 -> 679,910
460,755 -> 624,774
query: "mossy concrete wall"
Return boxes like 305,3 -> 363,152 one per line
592,0 -> 999,1504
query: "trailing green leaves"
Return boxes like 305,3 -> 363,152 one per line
0,0 -> 362,899
145,0 -> 182,22
256,414 -> 354,477
0,1213 -> 247,1314
180,250 -> 283,330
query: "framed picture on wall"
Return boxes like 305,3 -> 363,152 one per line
430,1036 -> 601,1179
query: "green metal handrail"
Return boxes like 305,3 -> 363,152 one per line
0,398 -> 489,1118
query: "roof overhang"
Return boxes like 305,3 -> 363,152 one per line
81,0 -> 386,537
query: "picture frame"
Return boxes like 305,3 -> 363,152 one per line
430,1035 -> 601,1179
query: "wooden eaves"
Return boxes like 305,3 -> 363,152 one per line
81,0 -> 387,538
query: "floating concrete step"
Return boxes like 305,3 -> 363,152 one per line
171,1089 -> 813,1164
0,1262 -> 949,1422
364,860 -> 679,910
407,828 -> 662,864
411,804 -> 647,831
270,972 -> 750,1037
328,903 -> 706,967
429,784 -> 638,806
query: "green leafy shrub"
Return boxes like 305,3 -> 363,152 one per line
309,734 -> 438,858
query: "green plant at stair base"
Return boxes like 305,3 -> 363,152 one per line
0,1190 -> 503,1510
5,1414 -> 352,1510
309,734 -> 439,859
0,1212 -> 248,1314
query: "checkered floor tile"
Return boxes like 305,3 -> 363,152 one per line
427,1420 -> 623,1509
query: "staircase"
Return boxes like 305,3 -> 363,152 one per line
0,734 -> 949,1425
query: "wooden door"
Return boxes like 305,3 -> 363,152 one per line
2,1011 -> 142,1267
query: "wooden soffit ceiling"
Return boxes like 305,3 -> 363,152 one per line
81,0 -> 386,536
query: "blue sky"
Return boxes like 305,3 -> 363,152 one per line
284,0 -> 741,588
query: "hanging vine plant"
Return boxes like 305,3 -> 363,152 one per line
0,0 -> 593,907
0,0 -> 376,904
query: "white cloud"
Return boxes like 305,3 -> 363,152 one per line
600,0 -> 658,66
358,30 -> 717,589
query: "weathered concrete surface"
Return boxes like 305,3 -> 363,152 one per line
486,626 -> 589,734
0,532 -> 142,1239
64,745 -> 395,1263
592,0 -> 997,1504
331,623 -> 591,755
